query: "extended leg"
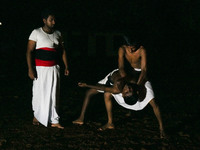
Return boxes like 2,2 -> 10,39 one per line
149,98 -> 166,138
73,89 -> 99,125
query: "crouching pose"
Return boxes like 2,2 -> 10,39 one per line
73,69 -> 166,138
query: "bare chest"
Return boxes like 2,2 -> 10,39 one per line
125,50 -> 141,65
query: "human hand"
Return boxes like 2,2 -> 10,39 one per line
28,68 -> 37,80
118,69 -> 126,77
78,82 -> 87,87
64,68 -> 69,76
121,72 -> 126,78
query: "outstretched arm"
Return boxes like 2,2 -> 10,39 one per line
78,82 -> 120,94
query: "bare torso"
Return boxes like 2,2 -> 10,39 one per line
124,45 -> 143,69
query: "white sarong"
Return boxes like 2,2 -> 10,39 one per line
98,69 -> 154,111
32,65 -> 60,126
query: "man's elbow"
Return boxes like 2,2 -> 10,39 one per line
112,89 -> 120,94
141,67 -> 147,73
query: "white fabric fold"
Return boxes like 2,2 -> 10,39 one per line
32,65 -> 60,126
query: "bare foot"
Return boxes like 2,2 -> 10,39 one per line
160,130 -> 167,139
72,119 -> 84,125
51,123 -> 64,129
32,117 -> 39,126
98,123 -> 115,131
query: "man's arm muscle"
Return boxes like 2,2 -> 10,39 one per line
137,47 -> 147,85
78,82 -> 120,94
118,46 -> 126,77
26,40 -> 36,79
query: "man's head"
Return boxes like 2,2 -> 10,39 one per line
41,9 -> 56,29
123,36 -> 141,53
122,83 -> 139,105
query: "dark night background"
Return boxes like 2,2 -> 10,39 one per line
0,0 -> 200,149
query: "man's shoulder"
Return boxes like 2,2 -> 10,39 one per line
120,45 -> 127,49
29,27 -> 42,39
119,45 -> 126,51
137,46 -> 146,58
53,30 -> 61,36
33,27 -> 42,31
31,27 -> 42,34
54,29 -> 61,33
140,45 -> 145,50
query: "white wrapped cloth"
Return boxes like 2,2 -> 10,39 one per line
32,65 -> 60,126
98,69 -> 154,111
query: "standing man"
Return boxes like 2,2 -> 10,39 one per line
26,9 -> 69,129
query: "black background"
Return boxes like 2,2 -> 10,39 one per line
0,0 -> 200,149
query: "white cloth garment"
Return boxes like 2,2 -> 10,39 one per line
32,65 -> 60,126
98,69 -> 155,111
29,27 -> 62,49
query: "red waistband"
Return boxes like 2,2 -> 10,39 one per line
35,59 -> 57,66
37,47 -> 57,52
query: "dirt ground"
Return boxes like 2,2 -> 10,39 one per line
0,57 -> 199,150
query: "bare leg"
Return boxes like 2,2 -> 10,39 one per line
149,98 -> 166,138
98,92 -> 115,131
73,89 -> 99,125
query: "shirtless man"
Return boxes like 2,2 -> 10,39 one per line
118,37 -> 146,84
117,37 -> 165,138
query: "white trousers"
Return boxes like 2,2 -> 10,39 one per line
32,65 -> 60,126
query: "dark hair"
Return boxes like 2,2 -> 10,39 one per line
124,94 -> 138,105
41,8 -> 56,19
123,83 -> 139,105
123,35 -> 141,50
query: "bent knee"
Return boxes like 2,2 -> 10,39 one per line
104,92 -> 112,99
86,89 -> 98,97
150,98 -> 159,108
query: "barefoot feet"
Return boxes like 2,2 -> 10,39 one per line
32,117 -> 39,126
51,123 -> 64,129
72,119 -> 84,125
160,130 -> 167,139
98,123 -> 115,131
